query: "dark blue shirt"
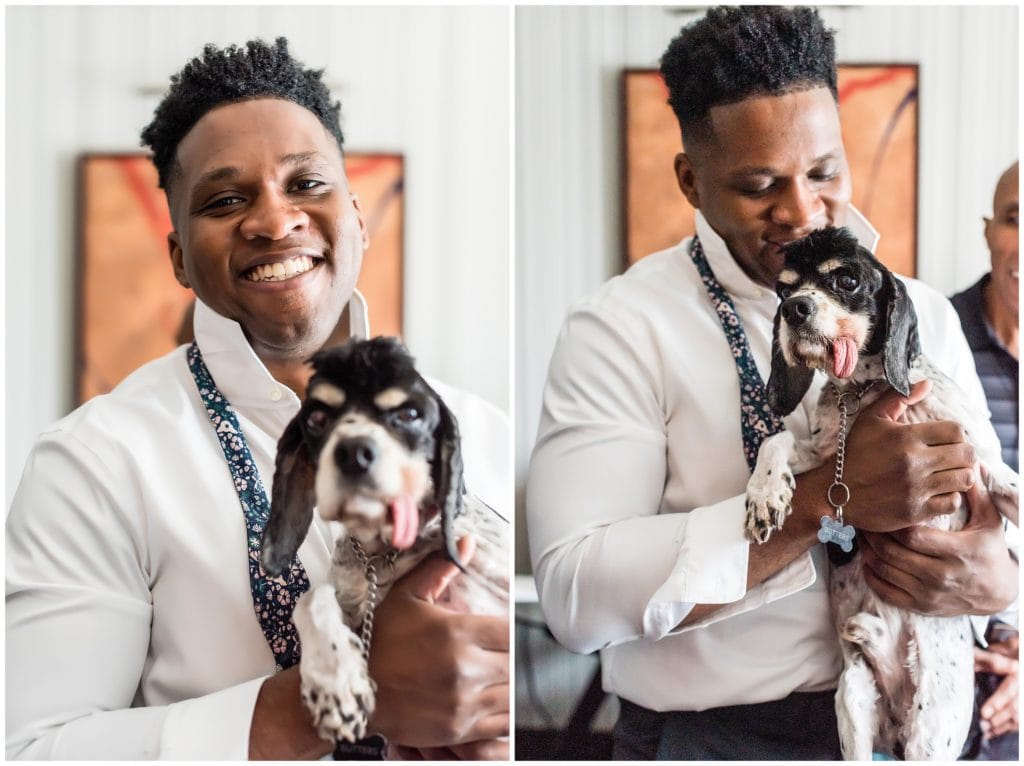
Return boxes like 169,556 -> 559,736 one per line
950,275 -> 1019,471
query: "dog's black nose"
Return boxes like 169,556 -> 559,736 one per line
781,295 -> 816,326
335,437 -> 378,477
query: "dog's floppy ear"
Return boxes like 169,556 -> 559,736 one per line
766,310 -> 814,416
261,414 -> 317,576
428,386 -> 467,572
877,267 -> 920,398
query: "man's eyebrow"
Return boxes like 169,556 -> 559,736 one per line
195,165 -> 240,186
281,151 -> 331,167
193,153 -> 330,187
730,152 -> 842,178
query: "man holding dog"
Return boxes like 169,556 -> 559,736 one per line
7,39 -> 509,760
527,6 -> 1017,759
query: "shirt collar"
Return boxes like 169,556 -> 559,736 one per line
192,289 -> 371,410
693,205 -> 880,302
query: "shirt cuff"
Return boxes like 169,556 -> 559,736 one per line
642,495 -> 819,640
159,675 -> 267,759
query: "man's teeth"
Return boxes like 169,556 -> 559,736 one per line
245,256 -> 317,282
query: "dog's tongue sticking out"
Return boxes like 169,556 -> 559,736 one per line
832,337 -> 858,378
388,494 -> 419,550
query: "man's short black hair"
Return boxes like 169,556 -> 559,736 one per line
140,37 -> 344,191
660,6 -> 837,147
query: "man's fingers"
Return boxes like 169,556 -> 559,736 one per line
963,479 -> 1004,530
865,380 -> 931,421
459,612 -> 511,652
981,674 -> 1018,725
861,561 -> 917,611
914,420 -> 972,448
468,712 -> 510,741
975,647 -> 1020,675
448,738 -> 510,761
399,535 -> 477,602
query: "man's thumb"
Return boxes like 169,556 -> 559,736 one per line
975,647 -> 1019,675
865,379 -> 932,422
403,535 -> 477,602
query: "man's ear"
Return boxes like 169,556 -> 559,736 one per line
167,232 -> 190,289
351,193 -> 370,250
674,152 -> 701,209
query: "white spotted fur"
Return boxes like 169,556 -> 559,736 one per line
747,352 -> 1019,760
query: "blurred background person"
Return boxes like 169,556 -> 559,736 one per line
951,159 -> 1019,762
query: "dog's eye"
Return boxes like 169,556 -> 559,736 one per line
394,406 -> 420,424
836,273 -> 859,291
777,285 -> 794,299
305,409 -> 329,435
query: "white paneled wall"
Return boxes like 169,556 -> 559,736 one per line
515,5 -> 1018,572
5,5 -> 511,504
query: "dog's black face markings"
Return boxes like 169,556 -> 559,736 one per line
766,227 -> 921,415
260,337 -> 466,576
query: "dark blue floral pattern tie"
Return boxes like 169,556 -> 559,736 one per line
187,341 -> 310,670
689,236 -> 785,472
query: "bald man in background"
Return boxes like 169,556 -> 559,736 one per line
951,160 -> 1019,761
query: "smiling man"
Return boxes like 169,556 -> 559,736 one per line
527,6 -> 1017,760
7,38 -> 509,760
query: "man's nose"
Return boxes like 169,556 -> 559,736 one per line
771,180 -> 825,231
239,189 -> 309,240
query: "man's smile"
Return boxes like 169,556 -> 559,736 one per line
242,254 -> 321,283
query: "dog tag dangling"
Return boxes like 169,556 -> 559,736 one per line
333,735 -> 388,760
823,386 -> 860,566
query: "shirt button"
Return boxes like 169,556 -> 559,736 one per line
270,388 -> 283,402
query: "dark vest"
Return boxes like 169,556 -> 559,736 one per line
950,275 -> 1019,472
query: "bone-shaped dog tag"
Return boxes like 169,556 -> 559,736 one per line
818,515 -> 855,553
334,735 -> 388,760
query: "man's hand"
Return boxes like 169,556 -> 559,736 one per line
860,479 -> 1018,616
975,634 -> 1019,739
368,535 -> 510,750
840,381 -> 978,533
249,664 -> 333,760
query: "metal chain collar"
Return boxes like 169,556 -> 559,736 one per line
826,381 -> 877,524
348,538 -> 398,664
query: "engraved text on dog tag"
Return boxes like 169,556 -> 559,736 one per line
334,735 -> 388,760
818,515 -> 855,553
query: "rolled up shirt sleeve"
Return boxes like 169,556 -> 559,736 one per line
6,433 -> 263,760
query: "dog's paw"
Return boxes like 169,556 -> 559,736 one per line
745,469 -> 795,543
301,656 -> 376,743
745,432 -> 796,543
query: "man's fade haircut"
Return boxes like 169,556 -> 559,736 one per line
659,6 -> 837,149
140,37 -> 344,191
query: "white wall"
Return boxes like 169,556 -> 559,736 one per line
515,4 -> 1019,572
5,5 -> 511,504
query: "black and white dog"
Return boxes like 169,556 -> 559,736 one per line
260,337 -> 508,747
744,227 -> 1018,760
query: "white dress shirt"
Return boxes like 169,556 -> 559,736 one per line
6,294 -> 510,759
527,209 -> 991,712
